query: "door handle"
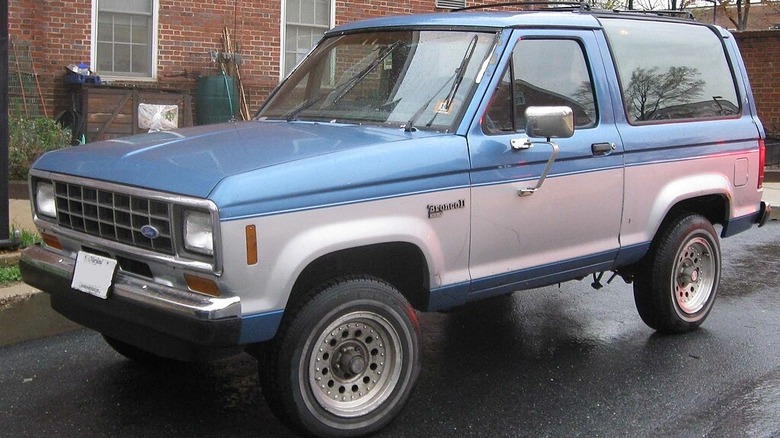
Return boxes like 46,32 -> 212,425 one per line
591,142 -> 615,156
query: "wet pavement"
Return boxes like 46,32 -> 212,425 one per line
1,223 -> 779,437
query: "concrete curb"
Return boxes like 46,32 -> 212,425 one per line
0,282 -> 82,347
0,251 -> 21,267
2,182 -> 83,346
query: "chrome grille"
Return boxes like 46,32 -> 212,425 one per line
53,181 -> 174,254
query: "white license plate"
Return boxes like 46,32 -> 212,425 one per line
71,251 -> 118,299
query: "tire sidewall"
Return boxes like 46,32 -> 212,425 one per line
282,278 -> 421,437
652,214 -> 721,332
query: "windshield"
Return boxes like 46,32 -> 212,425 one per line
259,30 -> 496,132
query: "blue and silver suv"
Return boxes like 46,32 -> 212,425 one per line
21,6 -> 770,437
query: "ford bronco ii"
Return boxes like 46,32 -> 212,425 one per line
21,4 -> 770,437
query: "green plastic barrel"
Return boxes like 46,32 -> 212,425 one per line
197,75 -> 238,125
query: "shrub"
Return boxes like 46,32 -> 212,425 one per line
9,117 -> 71,180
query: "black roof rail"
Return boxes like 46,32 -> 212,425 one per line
451,1 -> 591,13
450,2 -> 697,21
608,9 -> 695,19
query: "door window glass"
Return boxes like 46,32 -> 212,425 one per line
484,39 -> 597,134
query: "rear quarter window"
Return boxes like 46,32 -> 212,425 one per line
600,19 -> 740,124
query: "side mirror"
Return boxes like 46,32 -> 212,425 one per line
524,106 -> 574,140
513,106 -> 573,197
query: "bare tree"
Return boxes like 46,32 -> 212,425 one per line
624,66 -> 705,121
592,0 -> 697,10
719,0 -> 751,30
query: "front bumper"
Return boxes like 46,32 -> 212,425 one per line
20,245 -> 243,362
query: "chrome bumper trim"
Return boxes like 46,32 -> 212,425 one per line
21,245 -> 240,321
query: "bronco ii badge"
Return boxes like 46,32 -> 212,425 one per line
427,199 -> 466,218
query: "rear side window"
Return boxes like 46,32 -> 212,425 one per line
601,19 -> 740,123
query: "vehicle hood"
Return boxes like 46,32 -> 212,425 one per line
33,121 -> 470,218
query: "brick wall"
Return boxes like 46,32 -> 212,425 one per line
7,0 -> 440,123
12,2 -> 776,134
9,0 -> 92,117
734,31 -> 780,139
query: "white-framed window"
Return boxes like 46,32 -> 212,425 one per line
282,0 -> 334,78
92,0 -> 158,79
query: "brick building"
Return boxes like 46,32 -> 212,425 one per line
6,1 -> 780,142
7,0 -> 451,135
734,31 -> 780,141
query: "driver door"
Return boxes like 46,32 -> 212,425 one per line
467,29 -> 625,299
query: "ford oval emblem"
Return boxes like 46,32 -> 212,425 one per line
140,225 -> 160,239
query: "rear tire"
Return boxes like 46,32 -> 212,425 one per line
633,213 -> 721,334
258,276 -> 421,437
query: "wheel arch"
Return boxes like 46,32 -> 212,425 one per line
646,172 -> 732,244
661,194 -> 728,232
289,242 -> 431,312
620,193 -> 727,276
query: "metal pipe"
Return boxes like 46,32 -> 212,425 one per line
1,0 -> 16,248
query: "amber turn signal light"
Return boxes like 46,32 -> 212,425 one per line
41,232 -> 63,250
184,274 -> 221,297
246,225 -> 258,265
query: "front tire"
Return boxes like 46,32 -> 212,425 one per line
259,276 -> 421,437
633,213 -> 721,334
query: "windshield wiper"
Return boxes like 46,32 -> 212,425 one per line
282,93 -> 329,121
404,35 -> 479,132
282,42 -> 401,122
330,41 -> 402,105
441,35 -> 478,113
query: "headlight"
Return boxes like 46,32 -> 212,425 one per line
183,210 -> 214,256
35,181 -> 57,219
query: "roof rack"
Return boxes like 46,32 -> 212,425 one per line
611,9 -> 695,19
450,2 -> 696,20
451,1 -> 590,13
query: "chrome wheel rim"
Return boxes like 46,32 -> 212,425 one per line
307,311 -> 403,418
672,235 -> 716,316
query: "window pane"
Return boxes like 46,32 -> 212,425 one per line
301,0 -> 315,24
297,28 -> 312,51
484,68 -> 514,133
97,43 -> 113,70
315,0 -> 329,26
286,26 -> 297,52
602,19 -> 739,123
285,57 -> 298,73
132,45 -> 149,73
114,43 -> 131,72
114,16 -> 132,43
132,20 -> 148,44
310,29 -> 321,48
100,0 -> 150,14
510,39 -> 596,130
97,20 -> 112,41
287,0 -> 301,23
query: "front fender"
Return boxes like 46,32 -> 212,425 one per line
217,189 -> 471,320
